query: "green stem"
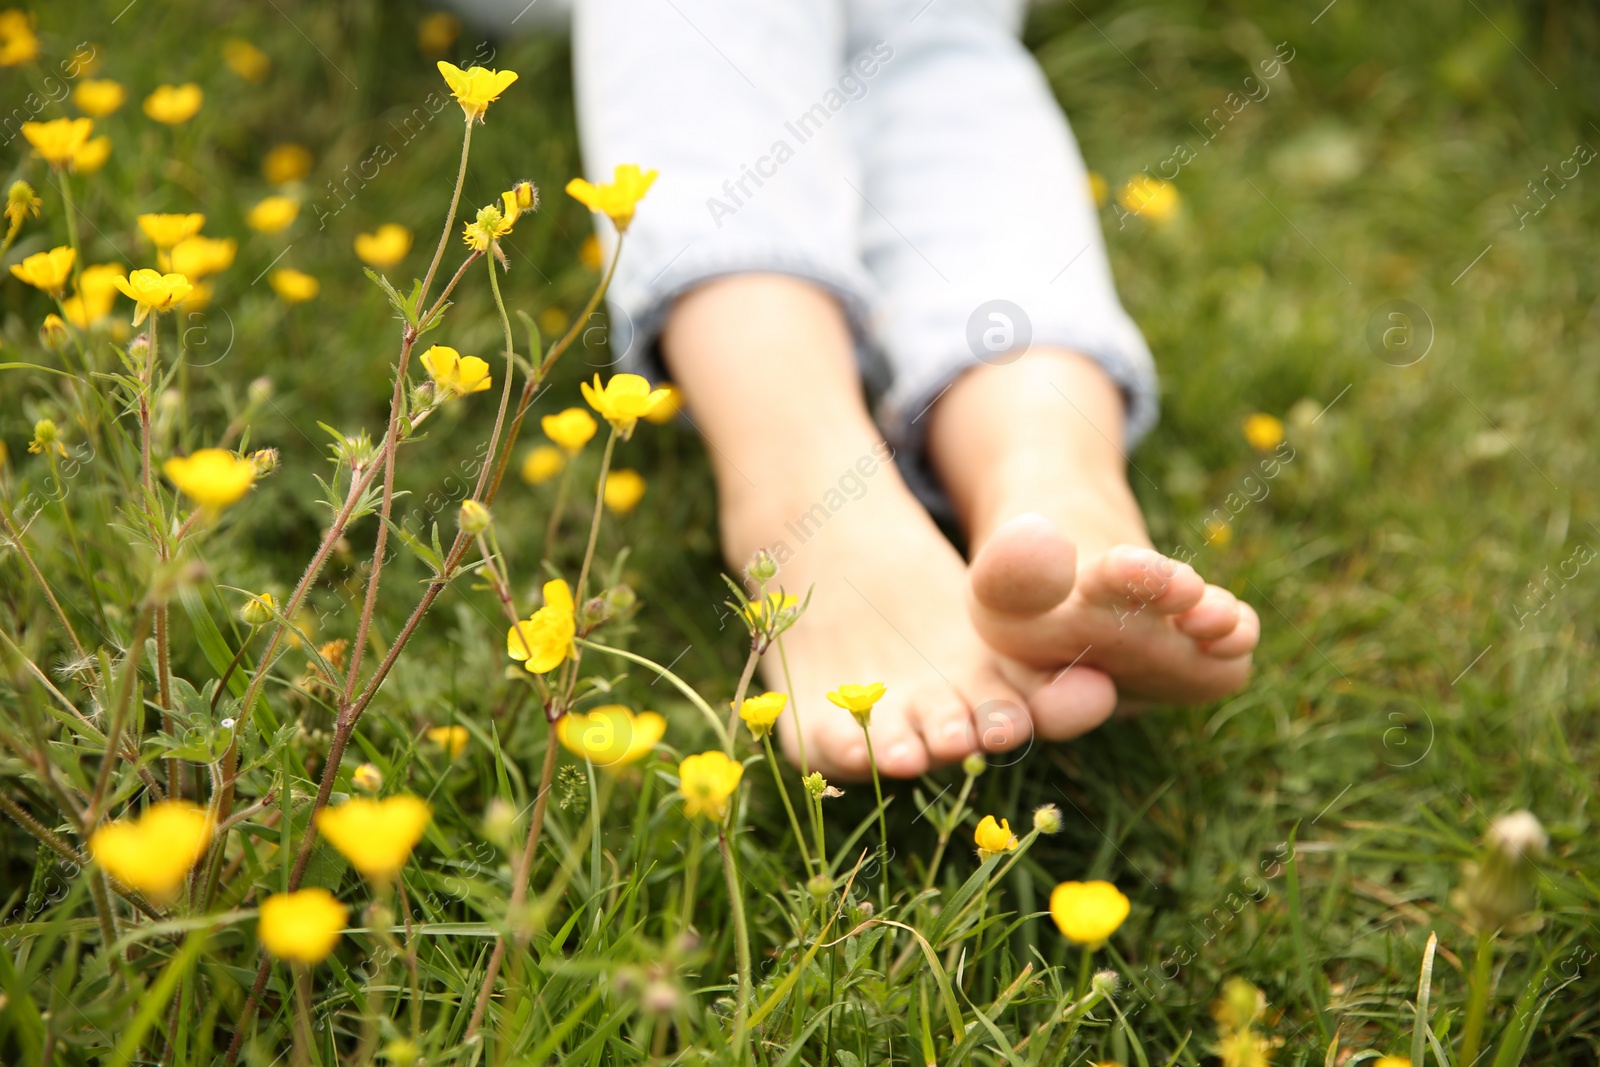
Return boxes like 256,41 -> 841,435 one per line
418,121 -> 473,302
57,168 -> 83,299
541,457 -> 574,563
574,427 -> 616,602
719,825 -> 752,1060
678,824 -> 701,936
922,766 -> 979,892
762,733 -> 813,876
1460,928 -> 1494,1067
724,647 -> 759,756
576,638 -> 731,750
862,725 -> 890,908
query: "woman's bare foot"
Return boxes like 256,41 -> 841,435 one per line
662,275 -> 1086,780
928,349 -> 1260,720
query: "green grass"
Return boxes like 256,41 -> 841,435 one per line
2,0 -> 1598,1064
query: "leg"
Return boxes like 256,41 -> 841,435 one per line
847,1 -> 1257,721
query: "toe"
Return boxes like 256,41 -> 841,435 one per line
1174,585 -> 1243,641
969,513 -> 1076,617
1201,602 -> 1260,658
1006,660 -> 1118,740
969,690 -> 1033,756
909,687 -> 978,764
1077,547 -> 1206,615
863,698 -> 931,779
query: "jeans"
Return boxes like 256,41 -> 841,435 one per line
561,0 -> 1160,507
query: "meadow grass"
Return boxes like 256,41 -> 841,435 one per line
1,0 -> 1597,1064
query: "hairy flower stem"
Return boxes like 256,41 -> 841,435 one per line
761,734 -> 814,876
861,726 -> 890,910
418,121 -> 473,301
84,604 -> 153,826
576,639 -> 731,750
0,498 -> 89,666
723,648 -> 760,755
719,825 -> 753,1058
541,460 -> 574,564
574,428 -> 617,603
922,765 -> 979,893
465,720 -> 560,1040
56,169 -> 84,302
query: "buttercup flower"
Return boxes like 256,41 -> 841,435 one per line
5,180 -> 40,233
88,800 -> 213,897
558,705 -> 666,768
144,83 -> 203,125
114,268 -> 193,325
566,163 -> 658,232
1117,175 -> 1179,221
163,448 -> 256,510
72,136 -> 111,174
427,724 -> 470,759
418,11 -> 460,55
742,591 -> 797,626
247,195 -> 299,234
22,118 -> 93,167
461,201 -> 515,252
269,268 -> 319,303
0,8 -> 38,66
73,78 -> 125,117
170,236 -> 236,279
138,212 -> 205,250
314,795 -> 432,878
642,384 -> 683,424
262,143 -> 313,184
1211,975 -> 1265,1032
580,372 -> 671,437
458,499 -> 491,535
354,223 -> 413,268
1369,1058 -> 1410,1067
1049,880 -> 1130,947
737,692 -> 787,740
223,38 -> 271,82
679,750 -> 744,821
541,407 -> 597,454
579,234 -> 603,271
603,469 -> 646,513
827,682 -> 887,727
1242,413 -> 1284,452
239,591 -> 275,627
1203,517 -> 1232,547
420,344 -> 491,398
10,246 -> 75,297
352,762 -> 384,792
506,578 -> 575,674
974,815 -> 1019,853
40,314 -> 69,349
521,445 -> 564,484
437,60 -> 519,121
259,888 -> 348,964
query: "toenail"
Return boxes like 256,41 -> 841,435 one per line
886,741 -> 917,767
942,720 -> 973,745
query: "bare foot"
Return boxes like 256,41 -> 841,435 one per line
928,349 -> 1260,723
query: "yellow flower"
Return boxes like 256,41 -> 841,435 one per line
352,763 -> 383,792
1370,1058 -> 1411,1067
827,682 -> 887,727
163,448 -> 256,510
437,60 -> 519,122
114,268 -> 193,325
1203,517 -> 1232,547
269,268 -> 319,303
1216,1028 -> 1273,1067
1242,413 -> 1284,452
88,800 -> 213,898
223,38 -> 271,82
247,195 -> 299,234
138,212 -> 206,250
678,750 -> 744,821
461,201 -> 515,252
579,372 -> 671,437
426,724 -> 470,759
5,179 -> 40,231
417,11 -> 460,55
0,8 -> 38,66
73,78 -> 125,117
1087,171 -> 1108,208
737,692 -> 787,740
566,163 -> 658,233
541,407 -> 597,454
558,705 -> 666,768
578,233 -> 603,271
144,83 -> 203,125
262,143 -> 313,185
314,795 -> 432,878
538,306 -> 568,337
1048,880 -> 1130,947
40,313 -> 69,349
642,384 -> 683,424
507,579 -> 575,674
742,591 -> 797,627
974,815 -> 1019,853
258,888 -> 348,964
9,246 -> 75,297
354,223 -> 413,268
521,445 -> 564,485
170,236 -> 236,279
61,262 -> 124,326
420,344 -> 491,398
1117,176 -> 1179,222
72,135 -> 111,174
603,469 -> 646,513
21,117 -> 93,167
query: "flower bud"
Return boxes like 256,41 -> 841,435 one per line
247,376 -> 274,404
352,763 -> 383,793
250,447 -> 279,476
39,313 -> 69,350
745,548 -> 778,584
239,592 -> 275,627
806,874 -> 833,902
458,498 -> 492,535
1089,970 -> 1121,998
483,797 -> 518,848
641,980 -> 680,1015
961,752 -> 987,778
6,180 -> 41,229
803,772 -> 828,799
1032,803 -> 1062,835
508,180 -> 539,213
381,1039 -> 420,1067
1455,810 -> 1548,932
28,418 -> 62,456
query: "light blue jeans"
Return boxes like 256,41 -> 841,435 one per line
566,0 -> 1158,506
